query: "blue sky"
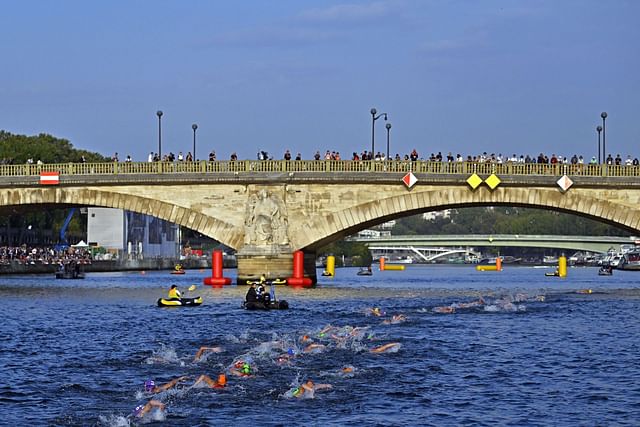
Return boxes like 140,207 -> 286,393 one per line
1,0 -> 638,161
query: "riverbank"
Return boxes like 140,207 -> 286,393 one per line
0,256 -> 237,275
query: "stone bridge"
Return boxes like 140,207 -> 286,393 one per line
1,160 -> 640,283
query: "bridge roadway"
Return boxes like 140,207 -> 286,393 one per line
349,234 -> 639,254
1,160 -> 640,284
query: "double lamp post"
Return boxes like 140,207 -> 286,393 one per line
370,108 -> 392,160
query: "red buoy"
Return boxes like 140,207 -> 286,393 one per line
287,250 -> 312,287
203,250 -> 232,286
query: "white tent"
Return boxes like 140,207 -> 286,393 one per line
72,240 -> 89,248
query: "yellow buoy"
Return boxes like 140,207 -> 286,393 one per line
558,256 -> 567,278
325,255 -> 335,277
476,265 -> 498,271
383,264 -> 405,271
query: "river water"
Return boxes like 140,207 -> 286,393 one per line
1,266 -> 639,426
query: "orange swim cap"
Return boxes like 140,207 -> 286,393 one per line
217,374 -> 226,386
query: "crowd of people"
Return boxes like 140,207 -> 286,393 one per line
0,245 -> 92,265
100,148 -> 640,167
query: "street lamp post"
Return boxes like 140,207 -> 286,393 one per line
385,122 -> 392,161
601,112 -> 607,163
370,108 -> 388,158
192,124 -> 198,161
596,125 -> 603,164
156,110 -> 163,159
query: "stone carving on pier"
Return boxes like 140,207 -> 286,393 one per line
243,189 -> 290,249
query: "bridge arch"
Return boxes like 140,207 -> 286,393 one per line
0,188 -> 242,248
293,186 -> 640,250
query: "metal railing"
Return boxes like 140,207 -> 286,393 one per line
1,160 -> 639,177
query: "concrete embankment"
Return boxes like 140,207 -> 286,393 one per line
0,257 -> 237,275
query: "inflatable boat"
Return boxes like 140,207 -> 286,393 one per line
357,268 -> 373,276
157,296 -> 203,307
242,300 -> 289,310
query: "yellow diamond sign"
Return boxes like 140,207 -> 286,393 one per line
466,173 -> 482,189
485,174 -> 501,190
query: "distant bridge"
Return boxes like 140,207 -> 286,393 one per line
349,234 -> 639,254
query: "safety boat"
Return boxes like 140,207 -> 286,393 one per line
55,262 -> 85,279
242,300 -> 289,310
598,267 -> 613,276
357,267 -> 373,276
545,271 -> 560,277
157,296 -> 203,307
170,270 -> 186,275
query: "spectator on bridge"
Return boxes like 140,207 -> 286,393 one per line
295,152 -> 302,161
230,152 -> 238,161
177,152 -> 184,161
606,154 -> 614,165
410,149 -> 418,161
209,150 -> 216,161
186,151 -> 193,161
314,151 -> 321,160
284,150 -> 292,160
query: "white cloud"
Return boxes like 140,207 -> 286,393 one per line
297,1 -> 396,24
207,27 -> 342,48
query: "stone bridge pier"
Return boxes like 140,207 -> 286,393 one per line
235,187 -> 317,285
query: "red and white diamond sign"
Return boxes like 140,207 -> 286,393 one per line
402,172 -> 417,189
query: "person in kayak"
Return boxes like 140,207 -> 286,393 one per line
167,284 -> 181,300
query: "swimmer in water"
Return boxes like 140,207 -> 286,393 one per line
144,376 -> 189,393
370,342 -> 402,353
193,374 -> 227,389
432,305 -> 455,314
193,346 -> 223,362
369,307 -> 384,317
382,314 -> 407,325
303,343 -> 326,353
288,380 -> 332,399
341,365 -> 355,375
131,399 -> 165,418
229,360 -> 254,377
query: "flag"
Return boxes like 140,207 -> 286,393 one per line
40,171 -> 60,185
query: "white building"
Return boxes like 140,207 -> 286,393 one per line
87,208 -> 180,259
422,209 -> 452,221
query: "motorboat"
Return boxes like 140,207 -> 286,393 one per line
619,250 -> 640,271
357,267 -> 373,276
242,300 -> 289,310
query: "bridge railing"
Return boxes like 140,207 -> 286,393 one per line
1,161 -> 639,177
